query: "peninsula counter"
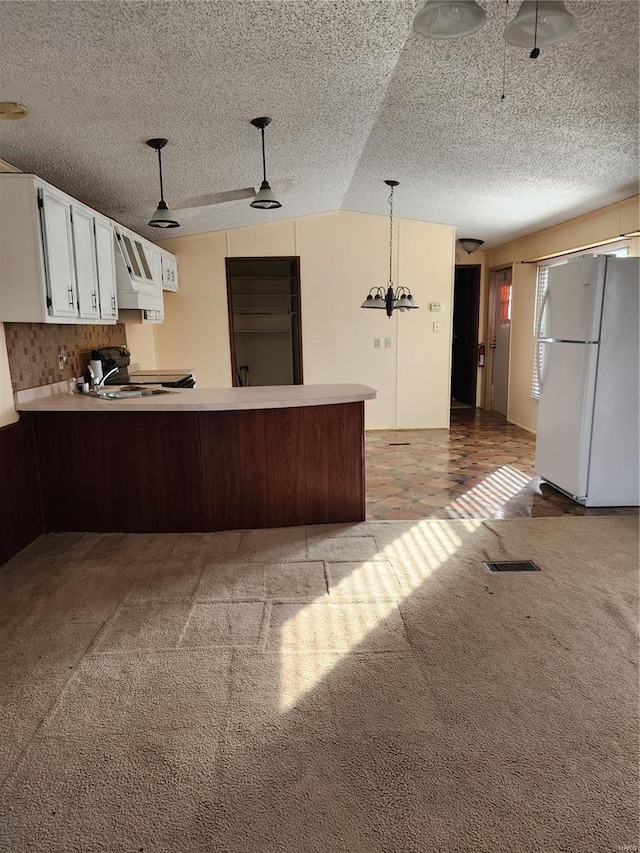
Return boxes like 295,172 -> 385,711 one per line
18,384 -> 376,534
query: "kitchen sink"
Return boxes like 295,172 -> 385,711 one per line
92,386 -> 174,399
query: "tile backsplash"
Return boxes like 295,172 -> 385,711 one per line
4,322 -> 127,391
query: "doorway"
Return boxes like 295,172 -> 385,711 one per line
451,265 -> 481,407
226,257 -> 303,387
489,268 -> 512,416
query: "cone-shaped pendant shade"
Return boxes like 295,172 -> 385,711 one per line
149,200 -> 180,228
413,1 -> 487,38
251,180 -> 282,210
505,1 -> 577,47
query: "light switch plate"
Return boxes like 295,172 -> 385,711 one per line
384,337 -> 392,349
374,337 -> 381,349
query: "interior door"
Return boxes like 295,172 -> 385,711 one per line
451,266 -> 480,406
38,187 -> 78,318
490,270 -> 511,416
72,205 -> 100,319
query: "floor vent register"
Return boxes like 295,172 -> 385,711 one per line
482,560 -> 541,573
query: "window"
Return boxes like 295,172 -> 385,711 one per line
530,243 -> 630,399
496,269 -> 512,324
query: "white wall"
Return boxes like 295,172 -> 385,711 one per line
156,210 -> 456,429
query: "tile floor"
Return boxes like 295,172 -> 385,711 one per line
366,408 -> 638,520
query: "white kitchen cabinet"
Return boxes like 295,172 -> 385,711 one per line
94,217 -> 118,320
149,247 -> 163,288
0,174 -> 118,324
161,253 -> 178,291
72,203 -> 100,320
39,186 -> 78,319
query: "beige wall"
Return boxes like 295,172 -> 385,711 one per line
124,322 -> 158,370
487,195 -> 640,433
156,210 -> 457,430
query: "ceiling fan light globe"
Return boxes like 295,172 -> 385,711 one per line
505,1 -> 577,46
148,200 -> 180,228
250,180 -> 282,210
413,0 -> 487,38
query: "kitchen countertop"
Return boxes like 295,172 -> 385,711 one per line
16,383 -> 377,413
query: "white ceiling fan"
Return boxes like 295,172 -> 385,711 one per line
167,116 -> 284,215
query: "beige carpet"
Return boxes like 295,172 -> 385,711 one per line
0,516 -> 638,852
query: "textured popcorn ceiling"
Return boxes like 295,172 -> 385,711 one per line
0,0 -> 637,247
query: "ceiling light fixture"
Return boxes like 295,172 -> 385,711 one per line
361,180 -> 419,318
459,238 -> 485,254
146,138 -> 180,229
250,117 -> 281,210
413,1 -> 487,39
0,102 -> 28,120
505,1 -> 577,58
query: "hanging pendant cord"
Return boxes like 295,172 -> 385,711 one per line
530,0 -> 540,58
388,185 -> 394,284
157,148 -> 165,202
261,126 -> 267,183
501,0 -> 509,100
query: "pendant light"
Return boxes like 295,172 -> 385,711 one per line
505,1 -> 577,58
413,1 -> 487,39
361,181 -> 419,318
250,117 -> 281,210
146,138 -> 180,229
459,238 -> 485,254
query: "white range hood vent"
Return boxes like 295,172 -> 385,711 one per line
113,226 -> 162,310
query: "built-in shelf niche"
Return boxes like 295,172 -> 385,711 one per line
226,257 -> 303,387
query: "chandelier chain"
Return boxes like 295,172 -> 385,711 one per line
388,184 -> 394,284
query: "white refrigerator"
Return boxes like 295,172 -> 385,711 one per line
535,255 -> 639,507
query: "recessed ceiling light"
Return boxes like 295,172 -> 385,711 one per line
0,102 -> 28,120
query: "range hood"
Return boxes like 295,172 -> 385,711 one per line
113,226 -> 163,311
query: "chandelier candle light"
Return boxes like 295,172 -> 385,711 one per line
361,180 -> 419,318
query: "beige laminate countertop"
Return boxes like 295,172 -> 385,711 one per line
16,383 -> 377,413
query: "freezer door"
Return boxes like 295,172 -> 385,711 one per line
543,256 -> 606,342
535,341 -> 599,499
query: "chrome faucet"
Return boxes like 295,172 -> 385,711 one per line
87,364 -> 119,394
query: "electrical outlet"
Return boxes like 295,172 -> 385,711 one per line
433,321 -> 441,333
384,337 -> 392,349
58,346 -> 68,370
374,337 -> 381,349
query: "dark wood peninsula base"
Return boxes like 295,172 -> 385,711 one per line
29,402 -> 366,533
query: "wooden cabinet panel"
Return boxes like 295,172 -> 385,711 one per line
31,403 -> 365,535
200,411 -> 244,530
265,408 -> 307,527
0,418 -> 43,567
33,412 -> 204,533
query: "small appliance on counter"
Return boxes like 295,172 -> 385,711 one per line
90,346 -> 196,389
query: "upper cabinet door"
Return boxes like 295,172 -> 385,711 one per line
161,254 -> 178,291
38,187 -> 78,318
149,247 -> 163,288
133,238 -> 154,284
95,218 -> 118,319
119,231 -> 146,283
72,204 -> 100,319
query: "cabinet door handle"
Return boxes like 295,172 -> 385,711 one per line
68,286 -> 75,307
92,291 -> 97,310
